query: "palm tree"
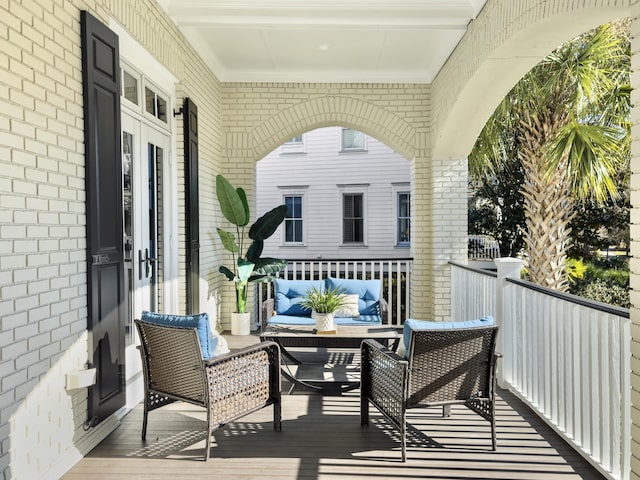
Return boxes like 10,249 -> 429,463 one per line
469,21 -> 630,291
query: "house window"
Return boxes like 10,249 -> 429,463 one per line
281,134 -> 305,154
397,192 -> 410,245
284,195 -> 303,243
341,128 -> 365,151
144,85 -> 168,123
122,69 -> 139,105
343,193 -> 364,243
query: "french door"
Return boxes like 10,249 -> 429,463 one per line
122,112 -> 170,405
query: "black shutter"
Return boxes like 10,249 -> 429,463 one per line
184,98 -> 200,313
81,11 -> 126,425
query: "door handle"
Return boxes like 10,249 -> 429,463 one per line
138,248 -> 157,279
138,249 -> 144,280
144,248 -> 157,279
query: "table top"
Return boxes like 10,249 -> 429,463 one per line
260,324 -> 401,340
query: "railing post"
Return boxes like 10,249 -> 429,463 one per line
493,257 -> 524,387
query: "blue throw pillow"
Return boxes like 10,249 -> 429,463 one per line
402,316 -> 495,356
325,278 -> 381,315
275,279 -> 324,316
141,310 -> 214,358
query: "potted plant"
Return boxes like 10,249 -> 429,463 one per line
216,174 -> 287,334
299,286 -> 346,333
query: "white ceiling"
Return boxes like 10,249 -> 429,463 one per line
159,0 -> 488,83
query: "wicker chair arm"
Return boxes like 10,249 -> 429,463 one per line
361,339 -> 408,430
203,340 -> 281,369
262,298 -> 275,329
203,341 -> 281,426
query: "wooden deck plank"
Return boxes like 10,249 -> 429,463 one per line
62,338 -> 605,480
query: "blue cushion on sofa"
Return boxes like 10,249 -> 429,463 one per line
325,277 -> 381,315
141,310 -> 215,358
275,279 -> 324,316
267,314 -> 382,326
402,316 -> 494,356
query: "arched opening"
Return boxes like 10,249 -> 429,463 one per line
256,125 -> 412,325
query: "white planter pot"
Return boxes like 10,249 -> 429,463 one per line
231,312 -> 251,335
314,311 -> 335,333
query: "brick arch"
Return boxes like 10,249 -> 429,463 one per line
432,0 -> 630,158
251,96 -> 417,161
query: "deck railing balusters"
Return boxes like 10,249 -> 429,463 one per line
257,257 -> 412,327
450,260 -> 630,480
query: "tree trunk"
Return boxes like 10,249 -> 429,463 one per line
518,110 -> 574,291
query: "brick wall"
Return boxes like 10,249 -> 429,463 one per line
218,83 -> 451,320
0,1 -> 224,478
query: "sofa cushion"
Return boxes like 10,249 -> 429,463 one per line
275,279 -> 324,316
334,293 -> 360,317
402,316 -> 494,357
268,314 -> 382,326
325,278 -> 380,315
141,310 -> 215,358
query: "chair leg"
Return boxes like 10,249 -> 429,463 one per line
205,412 -> 212,461
401,422 -> 407,462
360,396 -> 369,426
491,415 -> 497,450
141,402 -> 149,440
274,401 -> 282,432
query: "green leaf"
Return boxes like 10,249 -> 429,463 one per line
237,258 -> 255,284
216,175 -> 249,226
216,228 -> 239,253
246,240 -> 264,262
219,266 -> 235,281
237,187 -> 250,227
253,257 -> 287,275
249,205 -> 287,241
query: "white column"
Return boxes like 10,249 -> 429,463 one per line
493,257 -> 524,387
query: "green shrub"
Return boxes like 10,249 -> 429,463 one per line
576,280 -> 630,308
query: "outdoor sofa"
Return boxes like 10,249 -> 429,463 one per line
261,277 -> 387,329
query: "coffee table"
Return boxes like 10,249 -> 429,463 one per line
260,324 -> 401,393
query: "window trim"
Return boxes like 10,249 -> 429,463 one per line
281,133 -> 306,154
278,187 -> 308,246
395,189 -> 411,247
339,187 -> 368,246
340,128 -> 366,153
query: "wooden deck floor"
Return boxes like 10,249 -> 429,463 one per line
63,336 -> 605,480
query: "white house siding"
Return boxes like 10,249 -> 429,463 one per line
256,127 -> 411,260
1,0 -> 638,478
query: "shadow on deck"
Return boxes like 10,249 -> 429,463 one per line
62,335 -> 605,480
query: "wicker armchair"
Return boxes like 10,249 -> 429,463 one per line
135,319 -> 282,461
360,325 -> 499,461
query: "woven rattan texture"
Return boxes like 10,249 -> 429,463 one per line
407,328 -> 495,407
134,319 -> 282,460
141,324 -> 206,403
363,341 -> 406,430
206,349 -> 272,426
361,326 -> 499,460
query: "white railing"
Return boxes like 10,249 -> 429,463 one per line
468,234 -> 501,260
449,261 -> 631,480
257,258 -> 412,327
450,262 -> 497,322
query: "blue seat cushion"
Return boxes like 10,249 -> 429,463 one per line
325,277 -> 381,315
141,310 -> 216,358
274,279 -> 324,316
402,316 -> 494,357
268,314 -> 382,326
